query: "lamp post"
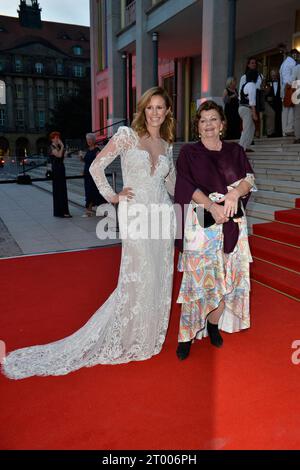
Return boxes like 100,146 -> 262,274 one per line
152,32 -> 159,87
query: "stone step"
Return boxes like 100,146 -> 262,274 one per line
255,178 -> 300,195
252,190 -> 297,208
250,160 -> 300,170
246,202 -> 284,221
250,146 -> 300,152
252,168 -> 300,182
248,153 -> 300,160
246,216 -> 267,234
251,137 -> 295,145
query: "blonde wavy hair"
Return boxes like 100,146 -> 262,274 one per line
131,86 -> 176,143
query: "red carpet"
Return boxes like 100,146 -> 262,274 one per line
250,203 -> 300,299
250,258 -> 300,299
275,209 -> 300,225
249,236 -> 300,273
252,221 -> 300,247
1,247 -> 300,450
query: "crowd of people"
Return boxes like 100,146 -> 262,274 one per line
224,49 -> 300,152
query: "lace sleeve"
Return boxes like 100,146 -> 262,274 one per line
164,145 -> 176,196
89,126 -> 136,202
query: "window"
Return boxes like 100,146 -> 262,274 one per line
56,86 -> 64,100
74,87 -> 80,96
0,61 -> 4,72
35,62 -> 43,74
15,58 -> 23,72
16,109 -> 24,126
37,85 -> 44,97
57,62 -> 64,75
37,110 -> 45,129
73,45 -> 83,56
73,65 -> 84,77
16,84 -> 23,99
0,80 -> 6,105
0,109 -> 5,127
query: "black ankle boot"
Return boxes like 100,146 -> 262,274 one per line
176,341 -> 192,360
207,320 -> 223,348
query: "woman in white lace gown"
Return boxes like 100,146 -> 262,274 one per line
2,87 -> 176,379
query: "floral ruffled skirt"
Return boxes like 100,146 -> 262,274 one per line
177,202 -> 252,342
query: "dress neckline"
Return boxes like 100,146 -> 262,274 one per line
131,128 -> 169,175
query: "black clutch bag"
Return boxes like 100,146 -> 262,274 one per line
194,200 -> 244,228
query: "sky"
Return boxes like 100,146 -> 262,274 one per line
0,0 -> 90,26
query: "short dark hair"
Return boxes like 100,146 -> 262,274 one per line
246,69 -> 259,83
193,100 -> 226,139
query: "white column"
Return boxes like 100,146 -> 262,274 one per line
201,0 -> 229,105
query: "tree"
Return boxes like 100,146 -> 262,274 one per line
47,79 -> 92,140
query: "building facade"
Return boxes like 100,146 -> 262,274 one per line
90,0 -> 300,141
0,0 -> 90,157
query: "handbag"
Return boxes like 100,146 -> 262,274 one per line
194,200 -> 244,228
283,84 -> 295,108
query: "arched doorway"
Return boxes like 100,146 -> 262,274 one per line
0,136 -> 9,156
36,137 -> 48,156
15,137 -> 30,160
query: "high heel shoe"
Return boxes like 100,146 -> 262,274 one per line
207,320 -> 223,348
176,340 -> 192,360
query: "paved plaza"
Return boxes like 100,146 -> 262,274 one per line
0,182 -> 120,258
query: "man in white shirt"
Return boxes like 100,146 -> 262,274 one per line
279,49 -> 298,136
292,62 -> 300,143
238,69 -> 258,151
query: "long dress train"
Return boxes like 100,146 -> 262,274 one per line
2,127 -> 176,379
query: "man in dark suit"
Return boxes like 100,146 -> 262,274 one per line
264,69 -> 282,137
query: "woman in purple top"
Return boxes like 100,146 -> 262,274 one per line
174,100 -> 256,360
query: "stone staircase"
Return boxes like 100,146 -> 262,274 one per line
245,138 -> 300,232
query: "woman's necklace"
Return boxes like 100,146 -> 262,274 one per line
202,140 -> 222,151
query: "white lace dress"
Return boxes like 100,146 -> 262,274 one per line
2,127 -> 176,379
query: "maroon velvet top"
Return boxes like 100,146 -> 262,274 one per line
174,140 -> 254,253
